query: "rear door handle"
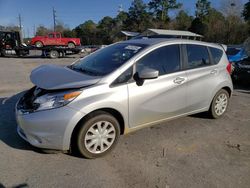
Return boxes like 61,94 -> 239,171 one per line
173,77 -> 186,84
210,69 -> 218,74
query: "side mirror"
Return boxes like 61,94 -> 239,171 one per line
138,68 -> 159,80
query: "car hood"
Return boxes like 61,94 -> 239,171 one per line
30,64 -> 101,90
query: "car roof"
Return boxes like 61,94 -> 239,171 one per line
121,38 -> 223,50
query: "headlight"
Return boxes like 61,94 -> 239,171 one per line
33,90 -> 81,111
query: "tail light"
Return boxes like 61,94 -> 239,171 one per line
227,62 -> 232,74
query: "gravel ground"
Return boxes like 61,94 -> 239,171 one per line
0,54 -> 249,188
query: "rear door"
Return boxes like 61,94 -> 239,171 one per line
184,44 -> 220,111
128,44 -> 188,128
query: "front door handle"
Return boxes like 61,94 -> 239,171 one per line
173,77 -> 186,84
210,69 -> 218,74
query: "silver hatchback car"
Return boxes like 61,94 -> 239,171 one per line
16,39 -> 233,158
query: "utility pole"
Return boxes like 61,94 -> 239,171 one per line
53,7 -> 57,32
27,28 -> 30,38
33,24 -> 36,36
18,14 -> 22,31
18,13 -> 23,42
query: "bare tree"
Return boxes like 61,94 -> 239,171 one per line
220,0 -> 244,17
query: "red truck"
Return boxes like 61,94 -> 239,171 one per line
30,32 -> 81,48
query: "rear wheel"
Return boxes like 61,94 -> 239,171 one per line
68,42 -> 75,48
209,89 -> 229,119
49,50 -> 59,59
76,111 -> 120,159
35,41 -> 43,48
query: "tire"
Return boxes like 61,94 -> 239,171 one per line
0,49 -> 5,57
76,111 -> 120,159
209,89 -> 229,119
68,42 -> 75,48
35,41 -> 43,48
49,50 -> 59,59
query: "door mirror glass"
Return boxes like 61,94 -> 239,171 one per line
137,67 -> 159,80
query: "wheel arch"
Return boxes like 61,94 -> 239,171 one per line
70,108 -> 125,150
221,86 -> 232,97
68,41 -> 76,45
34,40 -> 44,45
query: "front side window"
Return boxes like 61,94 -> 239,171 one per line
186,44 -> 210,69
48,34 -> 54,38
70,43 -> 147,76
56,34 -> 60,38
136,44 -> 180,76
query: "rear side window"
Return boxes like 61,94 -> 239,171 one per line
209,47 -> 223,64
136,44 -> 180,76
186,44 -> 210,69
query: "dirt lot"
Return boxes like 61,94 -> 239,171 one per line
0,54 -> 250,188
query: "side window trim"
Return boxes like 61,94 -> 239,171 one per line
110,66 -> 135,88
207,47 -> 216,65
181,44 -> 188,70
134,44 -> 183,76
208,47 -> 224,65
183,44 -> 213,70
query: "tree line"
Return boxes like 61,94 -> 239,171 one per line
1,0 -> 250,45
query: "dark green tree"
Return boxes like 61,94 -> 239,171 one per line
115,11 -> 129,30
62,29 -> 76,38
127,0 -> 154,32
74,20 -> 98,45
195,0 -> 211,20
204,8 -> 226,42
242,1 -> 250,21
148,0 -> 182,22
175,10 -> 193,30
36,25 -> 51,36
97,16 -> 115,44
189,18 -> 207,35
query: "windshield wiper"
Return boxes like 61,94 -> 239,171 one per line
69,66 -> 102,76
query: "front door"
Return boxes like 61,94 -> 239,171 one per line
128,44 -> 187,128
46,33 -> 56,45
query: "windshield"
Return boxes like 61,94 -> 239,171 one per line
70,43 -> 147,76
226,48 -> 241,56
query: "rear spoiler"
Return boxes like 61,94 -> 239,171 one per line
218,44 -> 227,52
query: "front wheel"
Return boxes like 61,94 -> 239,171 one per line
76,112 -> 120,159
68,42 -> 75,48
35,41 -> 43,48
209,89 -> 229,119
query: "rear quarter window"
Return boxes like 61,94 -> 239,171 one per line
209,47 -> 223,64
186,44 -> 210,69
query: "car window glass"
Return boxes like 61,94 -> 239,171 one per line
209,47 -> 223,64
48,34 -> 54,38
71,43 -> 147,76
112,66 -> 133,86
226,48 -> 240,56
136,44 -> 180,76
56,34 -> 60,38
186,44 -> 210,69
